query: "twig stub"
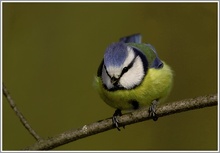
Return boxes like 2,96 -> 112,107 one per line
3,84 -> 42,141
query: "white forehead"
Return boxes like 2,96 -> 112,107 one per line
106,46 -> 135,77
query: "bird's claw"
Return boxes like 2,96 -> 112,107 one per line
112,109 -> 125,131
149,100 -> 158,121
112,115 -> 120,131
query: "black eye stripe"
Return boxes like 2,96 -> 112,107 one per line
104,64 -> 111,79
120,55 -> 138,77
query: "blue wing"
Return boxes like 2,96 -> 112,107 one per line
119,33 -> 142,43
145,44 -> 163,69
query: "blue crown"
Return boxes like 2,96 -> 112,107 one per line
104,42 -> 128,67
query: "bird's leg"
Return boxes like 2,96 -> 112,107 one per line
112,109 -> 124,131
148,99 -> 158,121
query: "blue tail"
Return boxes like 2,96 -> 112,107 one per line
119,33 -> 142,43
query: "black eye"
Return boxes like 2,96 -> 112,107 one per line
122,67 -> 129,73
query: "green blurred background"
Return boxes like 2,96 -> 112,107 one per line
3,2 -> 217,150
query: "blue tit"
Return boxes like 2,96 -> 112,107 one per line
94,34 -> 173,130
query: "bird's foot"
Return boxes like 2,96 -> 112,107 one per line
148,100 -> 158,121
112,109 -> 125,131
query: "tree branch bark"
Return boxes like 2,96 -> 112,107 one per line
23,94 -> 217,150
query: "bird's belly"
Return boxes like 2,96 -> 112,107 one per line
101,86 -> 161,110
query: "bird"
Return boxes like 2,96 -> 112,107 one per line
94,34 -> 173,130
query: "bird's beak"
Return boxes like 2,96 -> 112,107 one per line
111,77 -> 119,85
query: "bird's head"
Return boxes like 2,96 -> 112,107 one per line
101,42 -> 146,90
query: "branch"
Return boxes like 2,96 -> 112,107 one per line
24,94 -> 217,150
3,84 -> 42,141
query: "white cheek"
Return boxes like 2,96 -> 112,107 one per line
119,57 -> 144,89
